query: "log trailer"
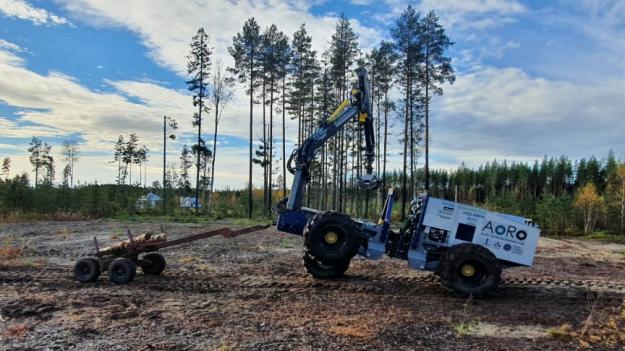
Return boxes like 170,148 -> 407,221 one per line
73,225 -> 268,285
275,69 -> 541,297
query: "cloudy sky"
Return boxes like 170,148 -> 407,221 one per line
0,0 -> 624,188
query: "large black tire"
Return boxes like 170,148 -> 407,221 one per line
74,257 -> 100,283
302,251 -> 350,279
303,211 -> 359,262
438,244 -> 501,298
107,258 -> 136,285
140,252 -> 166,275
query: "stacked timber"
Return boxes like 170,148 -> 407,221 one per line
100,232 -> 167,253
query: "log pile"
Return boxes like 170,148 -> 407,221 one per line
100,232 -> 167,254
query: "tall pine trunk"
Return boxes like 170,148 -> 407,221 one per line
282,75 -> 287,199
208,100 -> 219,216
269,76 -> 275,214
195,34 -> 204,214
248,55 -> 254,218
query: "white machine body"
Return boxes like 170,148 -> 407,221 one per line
421,197 -> 540,266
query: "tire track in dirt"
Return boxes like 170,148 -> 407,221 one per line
2,264 -> 625,302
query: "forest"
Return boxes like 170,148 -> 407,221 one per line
1,6 -> 624,238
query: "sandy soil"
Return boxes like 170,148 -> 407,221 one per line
1,219 -> 624,350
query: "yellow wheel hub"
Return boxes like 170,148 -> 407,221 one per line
461,264 -> 476,277
324,231 -> 339,244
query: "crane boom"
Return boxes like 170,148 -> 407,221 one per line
285,69 -> 378,212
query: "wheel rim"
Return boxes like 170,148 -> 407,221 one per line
80,264 -> 90,274
461,264 -> 476,277
115,266 -> 126,276
324,231 -> 338,244
458,260 -> 487,286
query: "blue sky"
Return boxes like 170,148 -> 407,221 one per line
0,0 -> 624,188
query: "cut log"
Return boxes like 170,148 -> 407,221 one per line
100,232 -> 167,253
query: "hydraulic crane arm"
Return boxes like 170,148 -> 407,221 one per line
286,70 -> 379,211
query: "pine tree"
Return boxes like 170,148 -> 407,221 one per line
123,133 -> 139,186
41,143 -> 54,185
187,28 -> 212,213
278,34 -> 292,200
112,136 -> 125,185
1,157 -> 10,180
209,60 -> 234,215
137,145 -> 149,188
162,115 -> 178,213
420,10 -> 455,191
28,137 -> 43,187
391,5 -> 422,219
289,24 -> 314,148
329,14 -> 359,212
192,141 -> 212,208
261,24 -> 290,215
179,145 -> 193,193
229,18 -> 262,218
370,41 -> 398,199
62,164 -> 71,187
62,140 -> 80,188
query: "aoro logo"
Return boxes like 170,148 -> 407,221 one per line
482,221 -> 527,241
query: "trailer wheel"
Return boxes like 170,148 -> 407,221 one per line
140,253 -> 166,275
108,258 -> 136,285
303,211 -> 359,262
302,251 -> 350,279
438,244 -> 501,298
74,257 -> 100,283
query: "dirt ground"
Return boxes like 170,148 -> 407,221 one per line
1,219 -> 624,350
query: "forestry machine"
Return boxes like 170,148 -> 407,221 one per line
275,69 -> 541,297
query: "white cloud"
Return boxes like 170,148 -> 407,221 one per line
381,0 -> 526,30
2,1 -> 624,188
0,39 -> 24,52
0,38 -> 25,66
0,0 -> 70,25
416,0 -> 526,15
0,42 -> 301,187
59,0 -> 383,74
430,66 -> 625,165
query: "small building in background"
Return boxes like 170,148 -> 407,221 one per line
136,192 -> 162,210
179,196 -> 202,209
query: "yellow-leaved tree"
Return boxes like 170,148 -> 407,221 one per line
574,182 -> 604,234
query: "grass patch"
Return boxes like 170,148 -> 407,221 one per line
586,231 -> 625,244
279,237 -> 297,248
0,236 -> 24,259
550,231 -> 625,244
230,217 -> 273,226
111,213 -> 273,226
548,323 -> 574,340
453,321 -> 477,336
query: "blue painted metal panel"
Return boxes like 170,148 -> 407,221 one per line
277,209 -> 317,235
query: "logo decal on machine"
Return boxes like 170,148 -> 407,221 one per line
482,221 -> 528,241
